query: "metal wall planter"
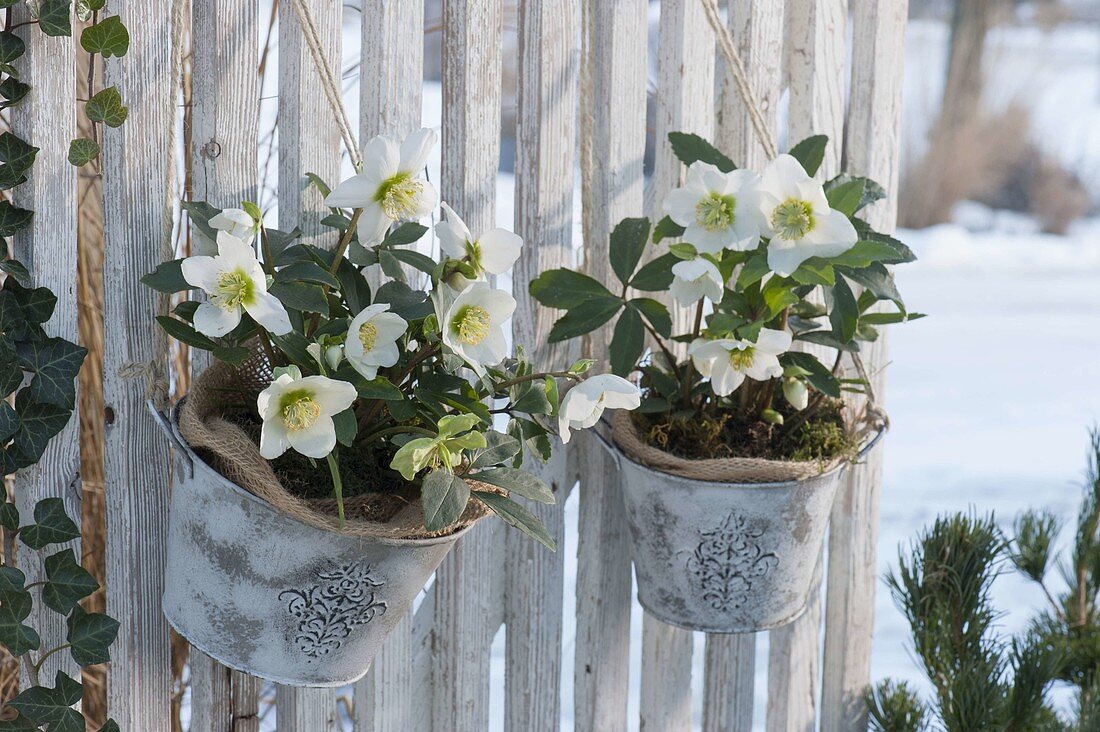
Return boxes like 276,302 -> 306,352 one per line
153,405 -> 471,687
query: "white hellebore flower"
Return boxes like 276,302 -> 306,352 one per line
436,202 -> 523,278
181,231 -> 292,337
257,366 -> 357,459
670,257 -> 725,306
663,161 -> 762,254
324,128 -> 439,246
209,208 -> 258,244
558,374 -> 641,444
687,328 -> 793,397
757,154 -> 858,276
441,282 -> 515,374
345,303 -> 408,380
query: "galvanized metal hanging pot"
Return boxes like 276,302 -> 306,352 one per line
151,404 -> 475,687
599,420 -> 885,634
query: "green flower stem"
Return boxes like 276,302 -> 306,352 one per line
359,424 -> 435,446
681,301 -> 705,409
326,453 -> 346,528
33,644 -> 71,674
259,224 -> 275,275
328,208 -> 363,275
640,319 -> 685,384
494,370 -> 579,392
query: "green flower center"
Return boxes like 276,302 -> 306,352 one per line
280,390 -> 321,432
694,193 -> 736,232
214,269 -> 252,309
359,321 -> 379,351
770,199 -> 815,239
453,305 -> 492,346
376,172 -> 425,220
728,346 -> 755,371
466,238 -> 482,272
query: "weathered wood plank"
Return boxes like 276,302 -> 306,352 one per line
704,2 -> 785,724
10,2 -> 80,684
190,0 -> 263,723
101,0 -> 176,727
637,3 -> 714,727
279,0 -> 342,248
351,3 -> 424,727
274,686 -> 338,731
575,2 -> 647,729
703,634 -> 756,732
820,2 -> 908,730
765,1 -> 846,728
505,1 -> 579,728
430,1 -> 504,729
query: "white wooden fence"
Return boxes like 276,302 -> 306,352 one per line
16,0 -> 908,728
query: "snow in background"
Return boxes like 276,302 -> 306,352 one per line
236,10 -> 1100,731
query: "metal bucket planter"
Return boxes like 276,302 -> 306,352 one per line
606,428 -> 884,634
150,404 -> 473,687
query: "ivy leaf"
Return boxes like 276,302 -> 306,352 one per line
7,278 -> 57,324
0,566 -> 39,656
67,137 -> 100,167
667,131 -> 735,172
0,401 -> 18,443
0,259 -> 29,280
80,14 -> 129,57
42,548 -> 98,614
608,217 -> 651,286
11,395 -> 72,468
0,502 -> 19,532
0,200 -> 33,237
472,490 -> 555,551
17,337 -> 87,409
19,498 -> 80,551
0,78 -> 30,107
420,469 -> 470,532
547,297 -> 621,343
86,86 -> 128,128
468,467 -> 554,504
788,135 -> 828,177
0,133 -> 39,189
36,0 -> 74,37
99,721 -> 121,732
9,671 -> 84,731
0,31 -> 25,64
67,607 -> 119,667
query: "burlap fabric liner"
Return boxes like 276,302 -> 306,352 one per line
178,360 -> 488,540
610,410 -> 849,484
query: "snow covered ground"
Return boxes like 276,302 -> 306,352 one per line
233,11 -> 1100,731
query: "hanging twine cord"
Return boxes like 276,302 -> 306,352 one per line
699,0 -> 778,160
288,0 -> 362,168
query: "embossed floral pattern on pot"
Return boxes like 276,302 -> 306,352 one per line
281,562 -> 388,660
687,512 -> 779,612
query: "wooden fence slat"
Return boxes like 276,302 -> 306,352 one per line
504,1 -> 579,728
575,1 -> 647,729
703,634 -> 755,732
430,0 -> 504,728
766,0 -> 847,728
352,3 -> 424,728
190,0 -> 263,725
10,2 -> 80,684
821,2 -> 908,729
274,0 -> 344,726
102,0 -> 175,727
705,2 -> 785,725
639,2 -> 714,727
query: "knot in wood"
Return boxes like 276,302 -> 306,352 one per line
201,140 -> 222,160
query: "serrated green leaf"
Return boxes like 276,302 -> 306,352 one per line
210,346 -> 251,366
468,467 -> 554,504
667,131 -> 735,172
67,137 -> 100,167
829,277 -> 859,343
629,253 -> 678,291
529,268 -> 614,309
547,297 -> 621,343
80,15 -> 128,57
736,252 -> 770,288
381,222 -> 428,248
609,305 -> 643,377
269,282 -> 329,313
332,409 -> 356,447
825,179 -> 866,217
609,217 -> 651,285
840,262 -> 904,310
651,215 -> 686,244
42,548 -> 98,614
421,469 -> 470,531
67,607 -> 119,666
468,433 -> 522,470
85,86 -> 128,127
273,261 -> 340,289
17,337 -> 87,409
473,490 -> 555,551
789,258 -> 836,286
155,315 -> 217,350
629,297 -> 672,338
140,259 -> 189,293
788,135 -> 828,177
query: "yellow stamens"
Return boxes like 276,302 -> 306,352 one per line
454,305 -> 491,346
770,199 -> 815,239
377,173 -> 425,220
359,321 -> 379,352
281,391 -> 321,432
214,269 -> 252,309
694,193 -> 736,232
728,346 -> 755,371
